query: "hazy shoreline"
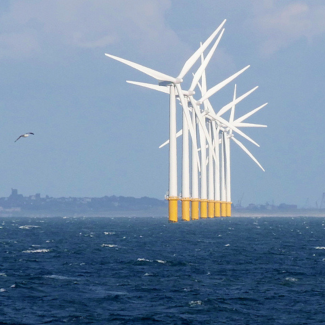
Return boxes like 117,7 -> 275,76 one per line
1,208 -> 325,218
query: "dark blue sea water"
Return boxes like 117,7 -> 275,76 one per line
1,216 -> 325,324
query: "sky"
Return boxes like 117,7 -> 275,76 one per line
0,0 -> 324,207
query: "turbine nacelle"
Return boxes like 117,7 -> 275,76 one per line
158,79 -> 183,86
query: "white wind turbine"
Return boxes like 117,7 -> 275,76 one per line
156,63 -> 255,220
221,84 -> 267,216
196,57 -> 260,217
128,41 -> 252,219
197,67 -> 263,217
105,21 -> 226,222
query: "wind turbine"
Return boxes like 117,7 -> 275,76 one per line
222,84 -> 267,216
128,47 -> 251,220
195,46 -> 258,218
156,64 -> 256,220
198,71 -> 262,217
105,20 -> 226,222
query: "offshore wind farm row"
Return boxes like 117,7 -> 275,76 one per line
105,19 -> 267,222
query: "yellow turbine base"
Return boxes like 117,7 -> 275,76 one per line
191,199 -> 199,220
226,202 -> 232,217
182,198 -> 191,222
214,201 -> 221,217
168,197 -> 178,223
221,201 -> 227,217
208,201 -> 214,218
201,200 -> 208,219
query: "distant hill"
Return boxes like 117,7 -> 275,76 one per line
0,189 -> 168,217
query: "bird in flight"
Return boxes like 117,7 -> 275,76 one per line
15,132 -> 34,142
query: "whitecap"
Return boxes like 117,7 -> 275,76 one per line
189,300 -> 202,306
19,225 -> 40,229
285,277 -> 298,282
0,288 -> 6,292
104,232 -> 115,235
22,249 -> 50,253
44,275 -> 75,280
315,247 -> 325,250
101,244 -> 117,248
144,273 -> 153,276
0,273 -> 7,277
137,258 -> 152,262
225,244 -> 230,247
156,260 -> 166,264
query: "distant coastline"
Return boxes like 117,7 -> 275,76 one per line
0,189 -> 325,217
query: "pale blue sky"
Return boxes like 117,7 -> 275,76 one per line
0,0 -> 324,207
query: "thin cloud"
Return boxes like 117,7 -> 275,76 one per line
0,0 -> 180,59
251,1 -> 325,55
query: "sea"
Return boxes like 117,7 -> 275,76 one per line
1,216 -> 325,324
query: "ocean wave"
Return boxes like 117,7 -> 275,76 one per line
137,258 -> 152,262
19,225 -> 40,229
44,275 -> 76,280
189,300 -> 202,307
285,277 -> 298,282
22,249 -> 50,253
156,260 -> 166,264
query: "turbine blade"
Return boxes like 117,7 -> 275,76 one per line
218,116 -> 260,147
105,53 -> 176,83
177,19 -> 226,79
126,81 -> 169,94
189,29 -> 225,92
189,96 -> 218,162
159,130 -> 183,148
231,137 -> 265,171
198,65 -> 250,104
200,45 -> 207,95
235,103 -> 268,123
234,122 -> 267,128
197,80 -> 210,112
229,84 -> 237,124
216,86 -> 258,117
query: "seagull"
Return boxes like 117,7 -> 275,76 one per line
15,132 -> 34,142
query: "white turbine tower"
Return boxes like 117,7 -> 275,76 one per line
105,21 -> 226,222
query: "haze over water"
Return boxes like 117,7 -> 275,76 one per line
1,216 -> 325,324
